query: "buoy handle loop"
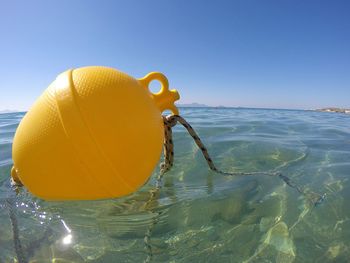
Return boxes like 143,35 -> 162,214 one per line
138,72 -> 180,115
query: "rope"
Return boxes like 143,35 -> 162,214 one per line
164,115 -> 325,202
5,180 -> 55,263
143,116 -> 173,263
6,198 -> 28,263
143,114 -> 326,262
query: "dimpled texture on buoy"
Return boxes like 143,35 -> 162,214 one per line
12,66 -> 172,200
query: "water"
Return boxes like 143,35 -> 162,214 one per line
1,108 -> 350,262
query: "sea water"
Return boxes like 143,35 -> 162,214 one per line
0,108 -> 350,262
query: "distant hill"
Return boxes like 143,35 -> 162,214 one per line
176,103 -> 210,107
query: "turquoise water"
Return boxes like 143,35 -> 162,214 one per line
1,108 -> 350,262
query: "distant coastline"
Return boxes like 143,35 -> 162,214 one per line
176,103 -> 248,109
176,103 -> 350,114
0,109 -> 19,114
316,107 -> 350,114
176,103 -> 305,111
176,103 -> 211,108
1,105 -> 349,115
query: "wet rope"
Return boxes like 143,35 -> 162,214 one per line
6,180 -> 55,263
6,197 -> 28,263
143,114 -> 326,262
143,116 -> 174,263
163,115 -> 325,203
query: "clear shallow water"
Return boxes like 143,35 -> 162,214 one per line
1,108 -> 350,262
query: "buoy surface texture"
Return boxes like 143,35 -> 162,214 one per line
11,66 -> 179,200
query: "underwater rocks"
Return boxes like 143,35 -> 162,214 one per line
246,221 -> 296,263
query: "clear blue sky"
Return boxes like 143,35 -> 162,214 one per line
1,0 -> 349,110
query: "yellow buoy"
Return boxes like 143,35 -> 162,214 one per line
11,66 -> 180,200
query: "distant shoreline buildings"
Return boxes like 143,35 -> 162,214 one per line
316,108 -> 350,114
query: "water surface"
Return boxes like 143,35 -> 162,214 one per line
1,108 -> 350,262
